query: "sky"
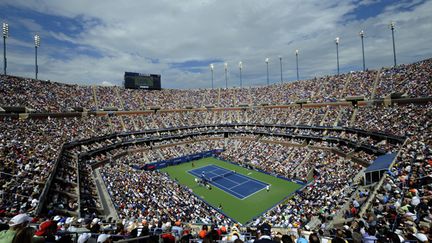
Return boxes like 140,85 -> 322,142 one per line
0,0 -> 431,89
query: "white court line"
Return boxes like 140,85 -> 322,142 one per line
239,186 -> 269,200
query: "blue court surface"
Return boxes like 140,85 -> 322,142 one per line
188,164 -> 269,199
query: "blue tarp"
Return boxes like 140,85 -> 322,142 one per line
365,153 -> 397,173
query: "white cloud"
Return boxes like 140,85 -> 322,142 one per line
101,80 -> 115,86
1,0 -> 432,89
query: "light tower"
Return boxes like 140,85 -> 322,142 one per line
265,57 -> 269,85
2,22 -> 8,75
359,30 -> 366,71
335,37 -> 340,75
34,34 -> 41,80
209,63 -> 214,89
390,21 -> 397,67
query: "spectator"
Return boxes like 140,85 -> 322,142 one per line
171,221 -> 183,239
97,234 -> 112,243
0,214 -> 32,243
11,227 -> 35,243
255,223 -> 277,243
77,233 -> 91,243
296,229 -> 308,243
308,233 -> 320,243
33,220 -> 58,243
362,227 -> 378,243
281,234 -> 294,243
330,229 -> 348,243
198,225 -> 208,239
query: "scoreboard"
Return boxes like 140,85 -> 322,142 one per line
124,72 -> 161,90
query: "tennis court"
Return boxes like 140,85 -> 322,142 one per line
188,164 -> 269,199
162,157 -> 303,223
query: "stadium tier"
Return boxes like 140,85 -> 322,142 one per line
0,58 -> 431,112
0,59 -> 431,242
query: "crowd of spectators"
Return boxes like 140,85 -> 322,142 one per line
70,133 -> 366,233
50,129 -> 386,232
44,152 -> 79,215
343,70 -> 378,98
344,104 -> 432,242
0,115 -> 122,219
1,118 -> 69,216
258,152 -> 362,229
218,139 -> 367,184
0,75 -> 95,112
376,58 -> 432,98
354,103 -> 431,137
0,103 -> 410,219
101,107 -> 353,133
1,58 -> 431,242
1,58 -> 430,112
4,213 -> 364,243
100,163 -> 233,226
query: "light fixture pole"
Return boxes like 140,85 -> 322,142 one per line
34,34 -> 40,80
335,37 -> 340,75
265,57 -> 269,85
209,64 -> 214,89
295,50 -> 299,81
2,22 -> 8,75
359,30 -> 365,71
239,61 -> 243,88
279,56 -> 283,83
224,62 -> 228,89
390,21 -> 397,67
